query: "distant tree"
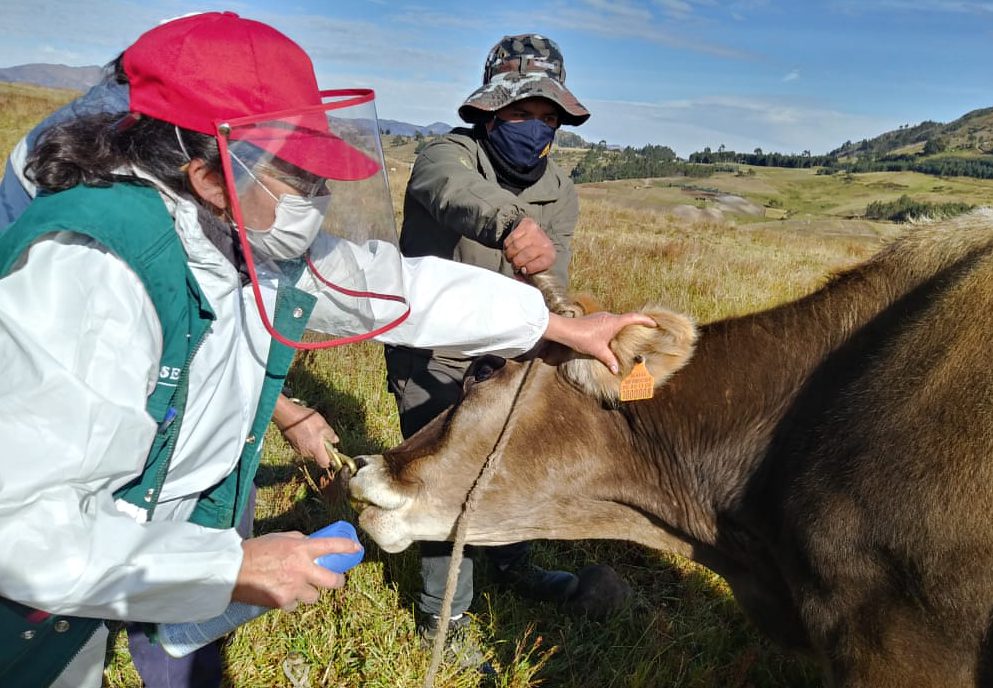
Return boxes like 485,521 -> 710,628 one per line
555,130 -> 589,148
568,143 -> 711,183
923,137 -> 947,155
414,131 -> 424,141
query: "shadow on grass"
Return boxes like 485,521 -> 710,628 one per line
253,358 -> 390,534
285,357 -> 393,458
472,540 -> 820,687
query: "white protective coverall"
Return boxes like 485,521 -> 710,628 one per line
0,176 -> 549,686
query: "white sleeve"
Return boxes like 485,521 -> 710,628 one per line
0,235 -> 243,622
382,255 -> 549,357
301,237 -> 549,357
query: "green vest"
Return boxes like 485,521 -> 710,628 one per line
0,183 -> 315,686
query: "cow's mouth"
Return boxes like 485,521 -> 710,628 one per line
347,454 -> 410,509
346,454 -> 421,552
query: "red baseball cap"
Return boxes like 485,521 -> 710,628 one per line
123,12 -> 379,181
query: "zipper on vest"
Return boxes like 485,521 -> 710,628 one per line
144,327 -> 209,520
51,621 -> 101,687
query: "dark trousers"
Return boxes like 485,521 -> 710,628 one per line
385,346 -> 529,618
126,485 -> 257,687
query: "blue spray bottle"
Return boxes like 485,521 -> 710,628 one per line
157,520 -> 364,658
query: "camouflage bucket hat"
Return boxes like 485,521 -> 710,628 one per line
458,34 -> 590,127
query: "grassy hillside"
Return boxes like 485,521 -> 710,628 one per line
578,165 -> 993,229
831,106 -> 993,158
0,81 -> 79,160
5,84 -> 993,687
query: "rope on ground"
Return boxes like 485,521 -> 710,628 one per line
282,651 -> 311,688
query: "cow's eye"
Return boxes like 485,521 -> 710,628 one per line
469,355 -> 506,383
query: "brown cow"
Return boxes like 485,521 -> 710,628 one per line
350,209 -> 993,687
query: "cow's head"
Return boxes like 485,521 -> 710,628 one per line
349,303 -> 697,553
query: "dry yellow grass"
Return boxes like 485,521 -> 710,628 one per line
571,195 -> 881,323
0,82 -> 78,161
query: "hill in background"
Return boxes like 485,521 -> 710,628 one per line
830,107 -> 993,159
378,119 -> 452,137
4,61 -> 990,164
0,63 -> 103,91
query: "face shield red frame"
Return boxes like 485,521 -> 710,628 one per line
213,89 -> 410,350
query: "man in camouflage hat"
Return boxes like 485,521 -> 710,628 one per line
458,33 -> 590,128
384,33 -> 591,672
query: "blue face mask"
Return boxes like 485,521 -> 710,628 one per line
487,117 -> 556,170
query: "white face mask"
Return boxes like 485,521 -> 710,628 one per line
245,183 -> 332,261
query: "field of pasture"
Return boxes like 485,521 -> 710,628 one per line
4,82 -> 991,687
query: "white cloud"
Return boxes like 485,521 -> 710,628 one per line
0,0 -> 967,161
0,0 -> 198,66
581,0 -> 655,21
578,95 -> 894,156
526,4 -> 757,60
654,0 -> 695,18
830,0 -> 993,14
34,45 -> 84,64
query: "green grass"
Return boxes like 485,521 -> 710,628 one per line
5,83 -> 993,686
577,166 -> 993,228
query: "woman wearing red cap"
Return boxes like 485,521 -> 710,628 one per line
0,13 -> 650,687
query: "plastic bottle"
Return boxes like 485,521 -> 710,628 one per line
157,520 -> 364,658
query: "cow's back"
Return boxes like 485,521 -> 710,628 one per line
772,216 -> 993,684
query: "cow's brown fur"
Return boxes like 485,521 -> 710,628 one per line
350,208 -> 993,687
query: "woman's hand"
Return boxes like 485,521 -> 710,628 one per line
273,394 -> 339,468
544,311 -> 656,373
232,532 -> 361,610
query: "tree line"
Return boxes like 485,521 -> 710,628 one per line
824,155 -> 993,179
688,146 -> 833,168
569,143 -> 715,183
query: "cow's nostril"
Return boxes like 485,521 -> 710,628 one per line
352,455 -> 370,472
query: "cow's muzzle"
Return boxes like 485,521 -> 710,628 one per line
347,454 -> 410,512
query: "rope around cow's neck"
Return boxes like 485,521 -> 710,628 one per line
422,357 -> 540,687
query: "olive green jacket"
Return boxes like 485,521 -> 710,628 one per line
400,127 -> 576,287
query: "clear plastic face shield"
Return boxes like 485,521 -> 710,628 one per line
215,89 -> 409,349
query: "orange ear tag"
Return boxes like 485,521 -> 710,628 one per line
619,359 -> 655,402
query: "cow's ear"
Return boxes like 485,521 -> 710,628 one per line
559,306 -> 697,403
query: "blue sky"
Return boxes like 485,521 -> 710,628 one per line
1,0 -> 991,156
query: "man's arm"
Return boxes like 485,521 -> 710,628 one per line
502,217 -> 556,276
405,137 -> 529,248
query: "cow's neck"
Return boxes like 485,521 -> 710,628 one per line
620,217 -> 993,568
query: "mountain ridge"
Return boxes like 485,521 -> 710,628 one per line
0,63 -> 104,91
829,107 -> 993,159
